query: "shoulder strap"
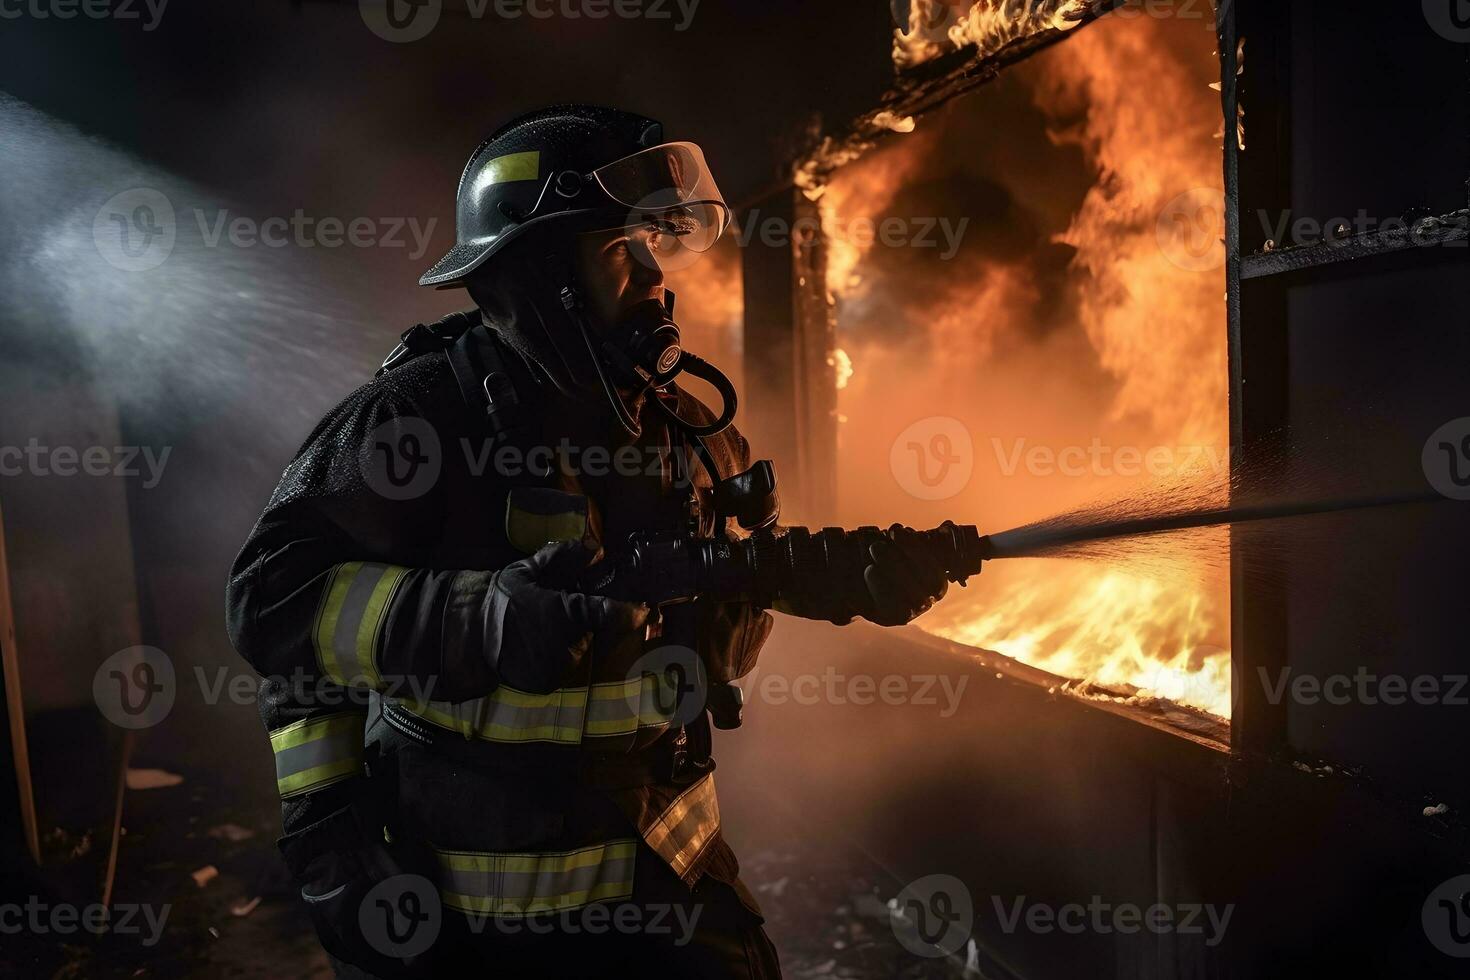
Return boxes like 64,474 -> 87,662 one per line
376,308 -> 480,377
446,321 -> 530,447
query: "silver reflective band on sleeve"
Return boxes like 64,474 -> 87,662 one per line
435,839 -> 638,916
269,711 -> 365,799
313,562 -> 409,690
390,673 -> 680,746
643,773 -> 720,880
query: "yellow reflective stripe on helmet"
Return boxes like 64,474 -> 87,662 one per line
269,712 -> 364,798
435,839 -> 637,917
642,772 -> 720,880
474,150 -> 541,191
393,684 -> 590,744
313,562 -> 408,690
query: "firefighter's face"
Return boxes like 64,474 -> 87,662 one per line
575,225 -> 669,331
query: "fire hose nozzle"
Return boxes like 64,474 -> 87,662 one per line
579,520 -> 993,607
889,521 -> 989,586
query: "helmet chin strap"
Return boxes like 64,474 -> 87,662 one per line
562,283 -> 647,439
553,262 -> 739,443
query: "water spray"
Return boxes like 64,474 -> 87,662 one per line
975,489 -> 1443,563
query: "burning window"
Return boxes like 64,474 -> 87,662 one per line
819,5 -> 1231,719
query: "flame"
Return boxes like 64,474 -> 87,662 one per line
926,560 -> 1231,718
895,0 -> 1102,71
818,127 -> 939,301
830,347 -> 854,390
832,12 -> 1231,718
1032,15 -> 1227,449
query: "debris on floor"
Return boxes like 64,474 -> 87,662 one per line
125,769 -> 185,790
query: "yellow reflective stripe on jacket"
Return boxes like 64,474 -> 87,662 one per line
435,839 -> 638,916
313,562 -> 409,689
396,685 -> 589,744
269,711 -> 364,798
582,675 -> 680,738
391,673 -> 681,746
504,488 -> 588,555
643,773 -> 721,880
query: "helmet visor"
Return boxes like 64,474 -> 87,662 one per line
591,142 -> 730,254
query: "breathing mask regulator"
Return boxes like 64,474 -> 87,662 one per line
556,265 -> 740,442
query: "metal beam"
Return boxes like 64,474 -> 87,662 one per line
740,190 -> 837,522
1240,208 -> 1470,280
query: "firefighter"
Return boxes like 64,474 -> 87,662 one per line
225,104 -> 949,978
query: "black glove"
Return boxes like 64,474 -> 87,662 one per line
487,539 -> 650,693
280,799 -> 429,978
860,525 -> 950,627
